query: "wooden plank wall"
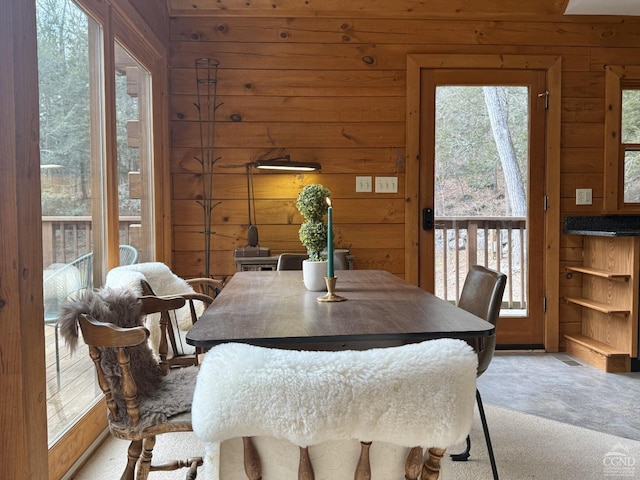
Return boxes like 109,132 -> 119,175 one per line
0,0 -> 48,477
168,12 -> 640,347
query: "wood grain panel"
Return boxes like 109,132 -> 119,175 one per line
348,248 -> 405,272
171,17 -> 640,48
172,173 -> 405,200
562,72 -> 604,97
561,147 -> 603,173
559,247 -> 584,263
172,198 -> 405,226
171,95 -> 405,122
168,0 -> 572,19
170,68 -> 406,96
560,197 -> 604,215
589,47 -> 640,71
175,224 -> 256,250
169,41 -> 411,69
171,121 -> 405,148
560,172 -> 604,197
171,147 -> 405,174
560,122 -> 604,148
561,97 -> 604,123
560,232 -> 583,249
175,223 -> 405,251
1,0 -> 48,477
172,247 -> 405,279
121,0 -> 170,43
173,250 -> 237,279
169,42 -> 590,70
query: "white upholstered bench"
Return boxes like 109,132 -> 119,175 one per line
192,338 -> 477,480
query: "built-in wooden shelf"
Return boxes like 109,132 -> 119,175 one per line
562,235 -> 638,372
566,266 -> 630,281
565,296 -> 630,315
564,334 -> 630,373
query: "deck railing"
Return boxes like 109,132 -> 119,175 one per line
435,216 -> 527,313
41,215 -> 527,311
42,216 -> 140,267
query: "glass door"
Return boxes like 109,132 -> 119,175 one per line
38,1 -> 160,477
38,0 -> 104,444
420,69 -> 546,346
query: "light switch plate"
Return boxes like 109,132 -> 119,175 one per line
576,188 -> 592,205
375,176 -> 398,193
356,176 -> 372,192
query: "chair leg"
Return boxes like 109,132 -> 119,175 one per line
449,435 -> 471,461
136,436 -> 156,480
476,389 -> 499,480
121,440 -> 142,480
185,458 -> 199,480
450,389 -> 499,479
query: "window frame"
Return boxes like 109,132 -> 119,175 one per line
45,0 -> 171,477
603,65 -> 640,212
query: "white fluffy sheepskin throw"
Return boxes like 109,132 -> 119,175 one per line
192,339 -> 477,480
105,262 -> 203,355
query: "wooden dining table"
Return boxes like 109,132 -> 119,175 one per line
186,269 -> 494,351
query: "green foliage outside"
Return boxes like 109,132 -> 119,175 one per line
622,89 -> 640,202
37,0 -> 141,216
435,86 -> 528,217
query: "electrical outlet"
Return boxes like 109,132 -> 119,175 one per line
576,188 -> 592,206
356,176 -> 372,192
375,176 -> 398,193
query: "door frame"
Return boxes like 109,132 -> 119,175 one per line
405,54 -> 562,352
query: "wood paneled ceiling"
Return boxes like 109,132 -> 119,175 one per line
166,0 -> 640,19
167,0 -> 573,19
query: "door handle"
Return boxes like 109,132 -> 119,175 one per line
423,208 -> 434,230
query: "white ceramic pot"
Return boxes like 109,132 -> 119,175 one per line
302,259 -> 328,291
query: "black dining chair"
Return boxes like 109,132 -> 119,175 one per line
450,265 -> 507,480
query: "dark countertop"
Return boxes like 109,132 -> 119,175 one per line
564,216 -> 640,237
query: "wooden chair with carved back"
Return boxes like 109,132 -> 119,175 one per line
139,279 -> 219,374
76,294 -> 202,480
192,339 -> 478,480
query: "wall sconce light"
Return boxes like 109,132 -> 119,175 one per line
254,155 -> 321,172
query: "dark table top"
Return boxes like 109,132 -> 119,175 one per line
186,270 -> 494,350
564,215 -> 640,237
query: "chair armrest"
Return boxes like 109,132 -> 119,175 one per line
78,314 -> 149,348
139,295 -> 187,315
186,278 -> 224,298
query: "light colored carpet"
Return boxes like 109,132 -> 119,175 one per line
71,404 -> 640,479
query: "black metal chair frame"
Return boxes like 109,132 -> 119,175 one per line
449,264 -> 507,480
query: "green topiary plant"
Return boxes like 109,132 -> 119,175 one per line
297,184 -> 331,261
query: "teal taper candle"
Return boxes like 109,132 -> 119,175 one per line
326,197 -> 334,278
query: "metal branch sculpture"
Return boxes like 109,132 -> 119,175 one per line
194,58 -> 222,278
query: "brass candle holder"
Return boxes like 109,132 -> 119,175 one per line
317,276 -> 347,302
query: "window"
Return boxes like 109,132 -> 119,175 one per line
37,0 -> 169,476
38,0 -> 104,444
114,41 -> 155,262
621,88 -> 640,203
604,65 -> 640,211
